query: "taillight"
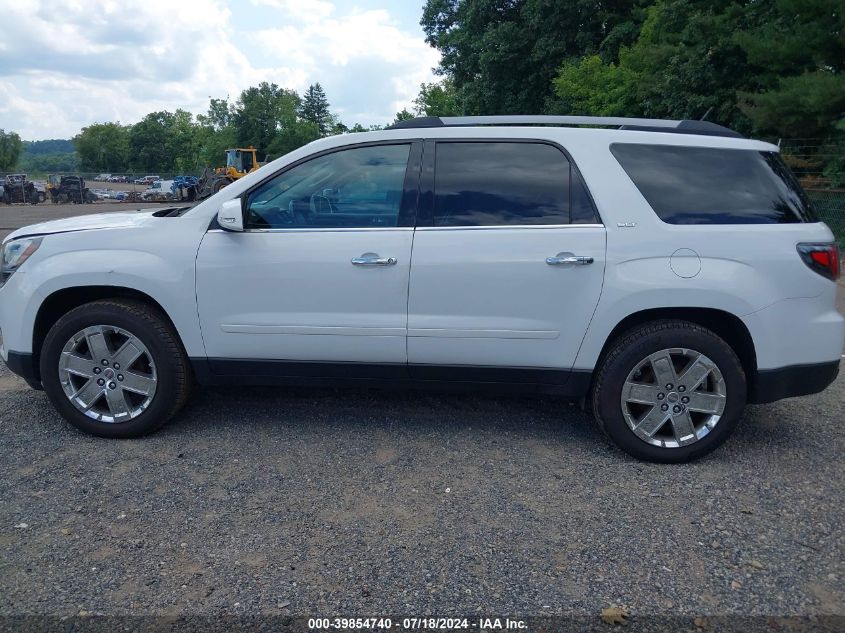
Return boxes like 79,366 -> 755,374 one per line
797,243 -> 840,281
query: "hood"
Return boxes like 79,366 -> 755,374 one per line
4,209 -> 167,242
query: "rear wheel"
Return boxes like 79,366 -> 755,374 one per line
40,299 -> 191,438
591,320 -> 746,463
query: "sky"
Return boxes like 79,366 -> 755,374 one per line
0,0 -> 440,141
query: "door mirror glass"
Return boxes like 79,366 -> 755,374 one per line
217,198 -> 244,231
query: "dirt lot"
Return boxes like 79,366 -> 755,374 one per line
0,205 -> 843,631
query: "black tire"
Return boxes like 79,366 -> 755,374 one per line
40,299 -> 192,438
591,320 -> 746,463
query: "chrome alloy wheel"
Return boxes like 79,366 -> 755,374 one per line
621,348 -> 727,448
58,325 -> 157,423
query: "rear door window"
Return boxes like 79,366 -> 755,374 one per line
610,143 -> 817,224
431,141 -> 597,226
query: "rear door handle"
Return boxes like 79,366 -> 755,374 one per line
546,252 -> 594,266
351,252 -> 397,266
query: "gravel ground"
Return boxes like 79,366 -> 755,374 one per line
0,357 -> 843,629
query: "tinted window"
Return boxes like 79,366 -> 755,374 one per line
611,144 -> 817,224
245,144 -> 411,229
433,142 -> 596,226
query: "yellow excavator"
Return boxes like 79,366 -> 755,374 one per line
196,147 -> 263,199
46,174 -> 62,199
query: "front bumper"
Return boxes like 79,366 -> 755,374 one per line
748,359 -> 839,404
4,350 -> 42,390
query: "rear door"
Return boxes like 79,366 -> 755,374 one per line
407,140 -> 606,382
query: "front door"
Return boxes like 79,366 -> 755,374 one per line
196,141 -> 421,376
407,140 -> 606,381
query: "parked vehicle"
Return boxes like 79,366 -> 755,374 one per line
2,174 -> 38,204
94,174 -> 112,182
48,175 -> 96,204
134,175 -> 160,185
31,181 -> 47,203
1,116 -> 842,462
108,175 -> 129,183
141,179 -> 175,201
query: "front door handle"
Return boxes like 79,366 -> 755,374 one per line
351,252 -> 397,266
546,253 -> 594,266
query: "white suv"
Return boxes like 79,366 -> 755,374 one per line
1,116 -> 842,462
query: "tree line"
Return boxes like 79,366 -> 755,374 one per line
69,82 -> 391,174
416,0 -> 845,183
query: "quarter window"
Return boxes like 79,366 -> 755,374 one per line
432,142 -> 596,226
245,144 -> 412,229
610,143 -> 818,224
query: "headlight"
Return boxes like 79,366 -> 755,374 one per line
0,237 -> 42,288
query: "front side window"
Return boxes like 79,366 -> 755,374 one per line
432,142 -> 596,226
245,144 -> 411,229
611,143 -> 818,224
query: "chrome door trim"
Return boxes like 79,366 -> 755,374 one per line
414,224 -> 604,231
207,227 -> 416,234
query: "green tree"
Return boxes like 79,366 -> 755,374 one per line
196,97 -> 238,168
552,55 -> 636,116
735,0 -> 845,140
267,118 -> 321,158
18,150 -> 80,174
73,122 -> 130,171
128,110 -> 202,173
421,0 -> 641,114
413,79 -> 462,116
550,1 -> 755,131
233,82 -> 300,155
299,83 -> 333,136
392,108 -> 415,125
0,129 -> 23,171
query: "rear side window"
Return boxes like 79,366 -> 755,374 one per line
433,142 -> 598,226
611,143 -> 817,224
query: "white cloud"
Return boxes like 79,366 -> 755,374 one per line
0,0 -> 439,140
251,0 -> 335,22
254,7 -> 439,124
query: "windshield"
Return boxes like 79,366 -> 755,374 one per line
226,150 -> 241,171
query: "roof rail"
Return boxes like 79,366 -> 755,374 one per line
387,115 -> 742,138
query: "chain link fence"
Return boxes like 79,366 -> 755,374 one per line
780,139 -> 845,247
805,187 -> 845,247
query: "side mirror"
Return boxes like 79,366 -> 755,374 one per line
217,198 -> 244,232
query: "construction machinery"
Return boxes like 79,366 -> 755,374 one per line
195,147 -> 264,200
46,174 -> 62,200
49,175 -> 96,204
2,174 -> 38,205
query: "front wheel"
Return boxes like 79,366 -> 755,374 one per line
591,320 -> 746,463
40,299 -> 192,438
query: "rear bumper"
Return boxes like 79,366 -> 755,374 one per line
749,360 -> 839,404
4,351 -> 42,390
